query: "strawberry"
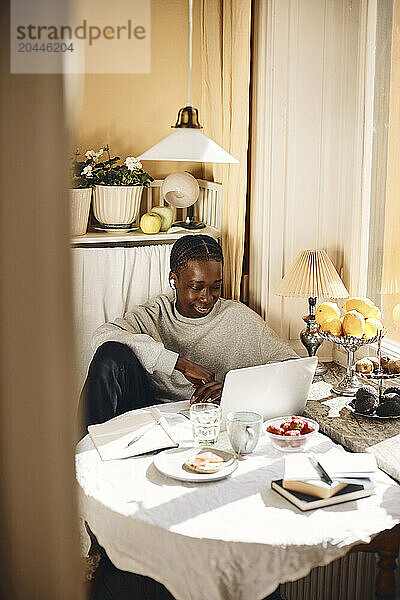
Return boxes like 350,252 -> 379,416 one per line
289,417 -> 304,431
283,429 -> 301,437
301,422 -> 314,434
267,425 -> 284,435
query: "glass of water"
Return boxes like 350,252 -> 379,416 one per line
190,403 -> 222,445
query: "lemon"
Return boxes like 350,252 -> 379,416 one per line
343,297 -> 375,319
315,302 -> 340,325
370,305 -> 382,320
342,310 -> 365,337
364,317 -> 383,339
320,318 -> 343,336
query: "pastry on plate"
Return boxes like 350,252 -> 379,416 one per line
388,359 -> 400,374
369,357 -> 380,372
381,356 -> 391,372
184,451 -> 226,474
355,358 -> 374,374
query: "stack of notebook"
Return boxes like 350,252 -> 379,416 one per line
272,450 -> 377,511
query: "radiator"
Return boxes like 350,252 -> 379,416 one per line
280,552 -> 400,600
280,552 -> 376,600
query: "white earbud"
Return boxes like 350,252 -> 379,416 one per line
170,281 -> 176,290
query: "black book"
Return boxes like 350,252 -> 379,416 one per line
271,479 -> 374,511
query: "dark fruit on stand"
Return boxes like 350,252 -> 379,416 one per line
354,395 -> 378,415
355,386 -> 378,402
376,399 -> 400,417
382,393 -> 399,403
383,386 -> 400,396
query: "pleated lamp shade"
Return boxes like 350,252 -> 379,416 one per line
275,250 -> 349,299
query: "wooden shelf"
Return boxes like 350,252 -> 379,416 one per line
71,225 -> 220,246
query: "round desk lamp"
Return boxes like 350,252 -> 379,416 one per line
161,172 -> 202,229
275,250 -> 349,376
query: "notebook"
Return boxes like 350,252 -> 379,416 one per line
88,409 -> 180,461
280,450 -> 377,500
317,452 -> 377,479
282,479 -> 348,500
271,479 -> 375,511
283,451 -> 377,482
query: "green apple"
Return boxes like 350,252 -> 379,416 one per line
150,206 -> 174,231
140,212 -> 162,234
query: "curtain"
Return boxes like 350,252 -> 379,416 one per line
0,3 -> 83,599
72,244 -> 172,401
381,0 -> 400,340
200,0 -> 252,299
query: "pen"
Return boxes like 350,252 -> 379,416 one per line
309,455 -> 333,485
126,418 -> 161,448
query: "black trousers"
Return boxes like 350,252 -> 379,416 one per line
79,341 -> 157,434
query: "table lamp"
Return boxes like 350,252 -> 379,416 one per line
275,250 -> 349,375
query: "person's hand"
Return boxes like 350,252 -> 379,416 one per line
190,381 -> 223,405
175,356 -> 215,387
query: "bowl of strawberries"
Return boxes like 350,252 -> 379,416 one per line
265,415 -> 319,452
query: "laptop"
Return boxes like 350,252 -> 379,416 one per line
220,356 -> 318,429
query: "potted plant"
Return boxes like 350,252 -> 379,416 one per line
91,145 -> 153,230
69,149 -> 102,236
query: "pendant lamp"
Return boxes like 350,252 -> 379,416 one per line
138,0 -> 238,165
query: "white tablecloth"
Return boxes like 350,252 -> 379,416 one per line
76,402 -> 400,600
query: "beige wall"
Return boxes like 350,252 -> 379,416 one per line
0,1 -> 83,597
71,0 -> 204,179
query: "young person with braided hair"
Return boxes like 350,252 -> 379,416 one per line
80,234 -> 298,430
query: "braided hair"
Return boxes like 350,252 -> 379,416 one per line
170,235 -> 223,274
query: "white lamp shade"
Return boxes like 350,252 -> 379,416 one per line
161,172 -> 199,208
138,129 -> 239,164
275,250 -> 349,299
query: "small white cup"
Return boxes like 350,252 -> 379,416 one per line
227,411 -> 262,455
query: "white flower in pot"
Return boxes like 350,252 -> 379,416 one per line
92,145 -> 153,230
69,150 -> 98,236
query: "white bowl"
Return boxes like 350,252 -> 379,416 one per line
264,416 -> 319,452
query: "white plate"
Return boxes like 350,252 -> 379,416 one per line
154,447 -> 238,483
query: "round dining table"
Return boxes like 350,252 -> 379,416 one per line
76,401 -> 400,600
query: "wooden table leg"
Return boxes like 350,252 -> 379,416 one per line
352,524 -> 400,600
375,525 -> 400,600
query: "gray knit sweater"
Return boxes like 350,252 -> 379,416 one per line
92,294 -> 298,403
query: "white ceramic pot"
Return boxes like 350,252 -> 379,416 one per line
70,188 -> 92,236
93,185 -> 143,228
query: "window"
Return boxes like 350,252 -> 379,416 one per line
367,0 -> 400,351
